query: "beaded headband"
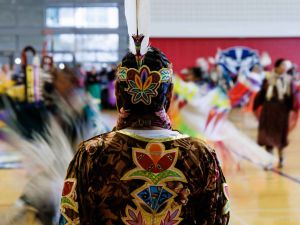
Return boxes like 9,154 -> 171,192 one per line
116,64 -> 173,105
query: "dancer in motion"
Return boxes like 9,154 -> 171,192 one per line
254,58 -> 294,168
0,48 -> 107,225
59,0 -> 230,224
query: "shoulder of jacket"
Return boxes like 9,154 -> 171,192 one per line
190,136 -> 213,148
81,131 -> 117,155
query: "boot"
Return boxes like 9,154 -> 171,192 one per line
266,146 -> 273,154
278,149 -> 284,169
278,157 -> 284,169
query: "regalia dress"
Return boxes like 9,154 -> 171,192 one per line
254,73 -> 294,150
59,129 -> 230,225
59,0 -> 230,224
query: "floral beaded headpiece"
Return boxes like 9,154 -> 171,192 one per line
117,0 -> 173,106
116,63 -> 172,105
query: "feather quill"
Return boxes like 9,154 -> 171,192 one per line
125,0 -> 150,55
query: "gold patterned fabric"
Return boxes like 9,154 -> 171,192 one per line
59,130 -> 230,225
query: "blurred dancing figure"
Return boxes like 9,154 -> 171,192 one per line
0,64 -> 14,104
86,66 -> 102,109
254,59 -> 294,168
0,64 -> 12,80
59,0 -> 230,224
0,50 -> 107,225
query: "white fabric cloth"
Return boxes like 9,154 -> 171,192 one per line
266,73 -> 292,100
121,129 -> 181,139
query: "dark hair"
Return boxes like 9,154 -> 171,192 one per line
287,65 -> 297,76
121,47 -> 170,71
191,67 -> 203,79
116,47 -> 172,113
274,58 -> 286,68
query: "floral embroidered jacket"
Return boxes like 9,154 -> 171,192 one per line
59,130 -> 230,225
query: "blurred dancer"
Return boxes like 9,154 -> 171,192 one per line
85,66 -> 102,109
59,0 -> 230,224
0,64 -> 14,99
0,64 -> 12,79
74,63 -> 86,89
0,59 -> 107,225
210,64 -> 233,91
254,59 -> 294,168
107,64 -> 117,108
182,67 -> 204,83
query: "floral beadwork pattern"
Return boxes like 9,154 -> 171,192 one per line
121,142 -> 187,225
122,143 -> 187,184
116,66 -> 128,80
116,64 -> 172,83
59,178 -> 80,225
116,64 -> 172,105
126,66 -> 161,105
59,131 -> 230,224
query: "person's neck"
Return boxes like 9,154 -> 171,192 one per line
116,108 -> 172,130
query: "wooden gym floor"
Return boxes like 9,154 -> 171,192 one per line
227,110 -> 300,225
0,109 -> 300,224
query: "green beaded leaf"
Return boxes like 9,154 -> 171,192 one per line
117,67 -> 127,80
61,196 -> 76,208
129,170 -> 181,184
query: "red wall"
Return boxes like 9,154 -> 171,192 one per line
150,38 -> 300,73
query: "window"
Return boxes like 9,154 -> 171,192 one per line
46,7 -> 119,28
47,34 -> 119,52
45,5 -> 122,65
47,34 -> 119,62
75,51 -> 118,62
53,53 -> 74,62
49,34 -> 75,51
76,34 -> 119,51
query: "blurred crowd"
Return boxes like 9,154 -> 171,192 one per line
0,46 -> 111,147
181,55 -> 299,95
176,47 -> 300,168
0,61 -> 117,112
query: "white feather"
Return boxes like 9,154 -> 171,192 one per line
137,0 -> 150,55
125,0 -> 137,54
0,118 -> 73,225
125,0 -> 150,55
260,51 -> 272,67
0,113 -> 108,224
0,93 -> 108,224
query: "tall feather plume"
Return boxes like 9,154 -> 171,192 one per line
125,0 -> 150,55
